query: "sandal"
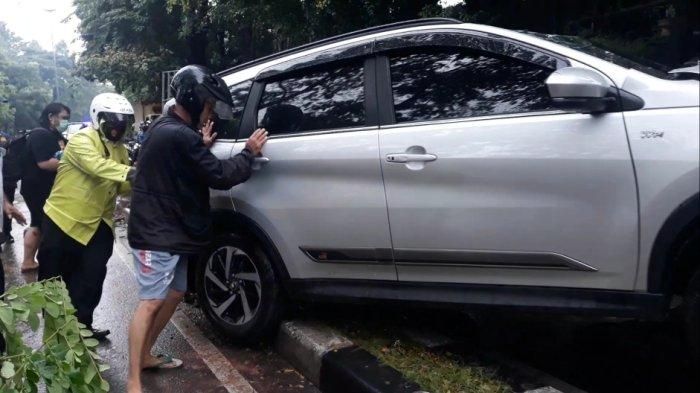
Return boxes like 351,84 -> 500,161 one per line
143,354 -> 183,370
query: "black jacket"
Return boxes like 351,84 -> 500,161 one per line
127,114 -> 254,254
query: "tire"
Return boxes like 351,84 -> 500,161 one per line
196,233 -> 282,344
686,267 -> 700,365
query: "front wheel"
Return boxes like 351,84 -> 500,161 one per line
196,234 -> 282,344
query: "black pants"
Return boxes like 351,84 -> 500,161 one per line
2,183 -> 15,240
38,216 -> 114,327
22,189 -> 49,228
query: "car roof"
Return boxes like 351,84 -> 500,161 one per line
221,18 -> 630,87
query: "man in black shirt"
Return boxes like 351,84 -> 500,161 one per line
21,103 -> 70,272
126,65 -> 267,392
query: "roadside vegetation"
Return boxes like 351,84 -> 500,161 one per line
348,326 -> 512,393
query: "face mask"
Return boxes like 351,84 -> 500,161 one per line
57,119 -> 69,132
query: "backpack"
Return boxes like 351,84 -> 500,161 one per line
2,130 -> 32,185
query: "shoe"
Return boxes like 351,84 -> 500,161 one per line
90,328 -> 111,342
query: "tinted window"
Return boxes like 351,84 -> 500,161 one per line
257,62 -> 365,135
217,80 -> 252,139
390,48 -> 554,123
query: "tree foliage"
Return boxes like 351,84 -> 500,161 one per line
74,0 -> 697,104
425,0 -> 698,69
0,23 -> 113,132
74,0 -> 439,103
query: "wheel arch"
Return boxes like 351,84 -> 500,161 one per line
647,193 -> 700,294
188,209 -> 291,293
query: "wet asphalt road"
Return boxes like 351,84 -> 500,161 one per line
1,200 -> 318,393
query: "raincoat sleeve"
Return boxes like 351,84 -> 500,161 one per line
63,132 -> 132,183
118,178 -> 132,195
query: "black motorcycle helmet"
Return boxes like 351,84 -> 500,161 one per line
170,65 -> 234,128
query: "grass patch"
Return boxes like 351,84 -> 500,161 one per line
344,327 -> 512,393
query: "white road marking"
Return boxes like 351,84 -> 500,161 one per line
170,310 -> 257,393
113,236 -> 257,393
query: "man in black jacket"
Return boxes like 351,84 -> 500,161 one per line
127,65 -> 267,393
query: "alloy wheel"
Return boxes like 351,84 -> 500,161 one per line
203,245 -> 262,325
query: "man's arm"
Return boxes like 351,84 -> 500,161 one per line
30,130 -> 61,172
187,128 -> 268,190
63,132 -> 132,183
37,158 -> 60,171
187,133 -> 254,190
118,170 -> 133,195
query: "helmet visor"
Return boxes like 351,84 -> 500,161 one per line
213,100 -> 234,121
101,112 -> 135,133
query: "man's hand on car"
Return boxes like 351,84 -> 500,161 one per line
245,128 -> 268,155
201,119 -> 217,148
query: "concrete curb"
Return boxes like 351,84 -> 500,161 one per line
275,321 -> 423,393
482,352 -> 587,393
275,321 -> 354,386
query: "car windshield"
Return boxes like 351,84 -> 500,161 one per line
521,31 -> 673,79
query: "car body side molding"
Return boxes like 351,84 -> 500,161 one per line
286,279 -> 669,319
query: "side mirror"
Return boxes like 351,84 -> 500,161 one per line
546,67 -> 616,113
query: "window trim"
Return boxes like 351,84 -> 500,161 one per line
378,110 -> 569,131
239,81 -> 265,140
255,41 -> 374,82
217,79 -> 253,141
376,31 -> 567,127
374,29 -> 569,69
238,57 -> 377,139
375,55 -> 394,126
236,126 -> 379,141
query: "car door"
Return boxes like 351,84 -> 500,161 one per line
227,55 -> 397,281
376,32 -> 639,290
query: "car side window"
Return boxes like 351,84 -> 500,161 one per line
217,80 -> 252,140
389,47 -> 554,123
256,61 -> 365,136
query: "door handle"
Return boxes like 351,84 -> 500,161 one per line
251,156 -> 270,170
385,153 -> 437,163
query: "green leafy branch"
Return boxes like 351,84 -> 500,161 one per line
0,278 -> 110,393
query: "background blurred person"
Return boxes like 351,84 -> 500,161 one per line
20,103 -> 70,272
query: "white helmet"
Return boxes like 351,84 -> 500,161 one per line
90,93 -> 135,141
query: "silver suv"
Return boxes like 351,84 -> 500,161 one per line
193,19 -> 700,358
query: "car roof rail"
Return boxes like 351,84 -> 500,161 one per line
218,17 -> 463,77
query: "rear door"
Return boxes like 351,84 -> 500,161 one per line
377,32 -> 639,290
227,54 -> 397,281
